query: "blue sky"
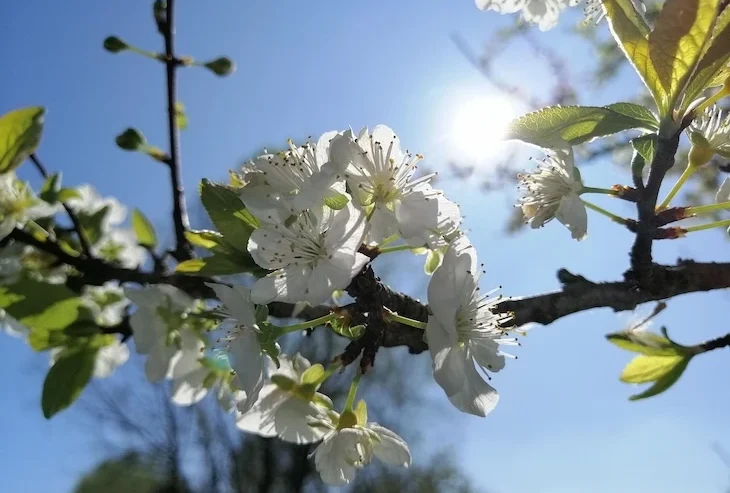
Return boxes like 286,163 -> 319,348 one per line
2,1 -> 730,492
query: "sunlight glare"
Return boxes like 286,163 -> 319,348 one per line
450,96 -> 517,163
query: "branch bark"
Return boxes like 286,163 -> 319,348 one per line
161,0 -> 193,262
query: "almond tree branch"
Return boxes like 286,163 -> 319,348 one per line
29,153 -> 93,258
161,0 -> 193,262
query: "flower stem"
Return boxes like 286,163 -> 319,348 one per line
581,199 -> 629,225
685,201 -> 730,215
580,186 -> 617,196
383,308 -> 427,329
378,234 -> 400,248
377,244 -> 416,255
275,312 -> 337,335
658,166 -> 695,210
683,218 -> 730,233
344,371 -> 362,412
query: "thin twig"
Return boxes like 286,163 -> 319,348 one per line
29,153 -> 93,258
162,0 -> 193,261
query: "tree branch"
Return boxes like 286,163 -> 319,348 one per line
161,0 -> 193,262
29,153 -> 93,258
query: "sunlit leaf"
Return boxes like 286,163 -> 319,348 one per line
176,254 -> 259,276
629,357 -> 690,400
620,354 -> 687,383
631,133 -> 658,164
682,7 -> 730,109
200,179 -> 260,252
506,105 -> 656,149
606,331 -> 678,356
0,106 -> 45,173
131,209 -> 157,248
604,102 -> 659,130
648,0 -> 719,116
184,229 -> 227,250
0,278 -> 83,331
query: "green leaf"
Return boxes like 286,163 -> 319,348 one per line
506,105 -> 656,149
0,106 -> 45,173
174,102 -> 188,130
176,254 -> 259,276
323,193 -> 350,210
648,0 -> 720,116
131,209 -> 157,248
115,128 -> 146,151
38,172 -> 61,204
184,229 -> 228,251
77,205 -> 110,244
604,103 -> 659,130
629,357 -> 690,400
0,278 -> 83,332
300,364 -> 326,386
682,7 -> 730,109
601,0 -> 658,111
271,374 -> 295,391
42,345 -> 98,418
620,354 -> 687,383
200,179 -> 260,252
424,249 -> 442,276
606,331 -> 679,356
631,134 -> 658,164
57,188 -> 81,202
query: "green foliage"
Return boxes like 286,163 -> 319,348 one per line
0,106 -> 45,173
328,315 -> 365,339
115,128 -> 145,151
681,7 -> 730,109
506,104 -> 656,149
102,36 -> 129,53
176,255 -> 254,276
606,330 -> 678,355
604,102 -> 659,130
38,172 -> 81,204
203,56 -> 236,76
300,364 -> 326,386
648,0 -> 719,117
42,344 -> 99,418
631,133 -> 658,164
0,278 -> 83,332
77,205 -> 110,244
131,208 -> 157,248
73,453 -> 165,493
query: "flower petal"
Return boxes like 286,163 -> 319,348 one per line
275,398 -> 327,444
207,283 -> 257,327
369,424 -> 411,467
556,193 -> 587,240
447,359 -> 500,417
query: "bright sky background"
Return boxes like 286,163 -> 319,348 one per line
2,1 -> 730,492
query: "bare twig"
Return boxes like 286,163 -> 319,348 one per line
29,153 -> 94,258
161,0 -> 193,262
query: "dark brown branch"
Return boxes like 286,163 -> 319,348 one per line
161,0 -> 193,262
30,154 -> 93,258
700,332 -> 730,352
495,261 -> 730,326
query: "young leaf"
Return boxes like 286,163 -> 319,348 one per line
175,102 -> 188,130
184,229 -> 227,250
606,331 -> 679,356
77,205 -> 110,244
648,0 -> 719,117
176,254 -> 259,276
131,208 -> 157,248
328,317 -> 365,339
200,179 -> 260,252
681,7 -> 730,110
506,105 -> 656,149
631,134 -> 658,164
629,357 -> 690,400
42,345 -> 98,418
0,106 -> 45,173
604,103 -> 659,130
620,354 -> 687,383
38,172 -> 61,204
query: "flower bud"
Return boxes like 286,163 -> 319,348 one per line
204,57 -> 236,77
103,36 -> 129,54
115,128 -> 146,151
153,0 -> 167,32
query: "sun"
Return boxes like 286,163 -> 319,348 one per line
450,96 -> 517,162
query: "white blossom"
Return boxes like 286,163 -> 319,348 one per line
66,184 -> 127,229
207,282 -> 268,413
236,353 -> 331,444
475,0 -> 579,31
248,203 -> 368,305
50,338 -> 130,379
124,284 -> 202,382
82,282 -> 129,326
308,409 -> 411,485
0,172 -> 57,241
426,235 -> 516,417
329,126 -> 461,247
691,106 -> 730,157
518,147 -> 587,240
240,132 -> 346,224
